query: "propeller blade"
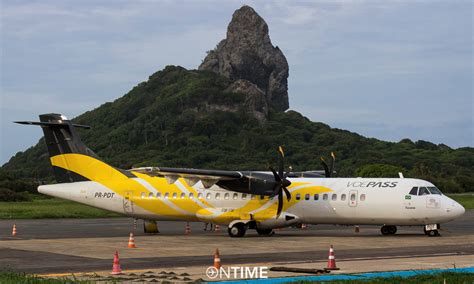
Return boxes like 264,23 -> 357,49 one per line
328,152 -> 335,178
278,146 -> 285,157
320,157 -> 330,177
277,146 -> 284,177
269,167 -> 281,182
283,186 -> 292,201
276,191 -> 284,217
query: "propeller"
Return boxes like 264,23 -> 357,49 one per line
269,146 -> 292,217
320,152 -> 336,177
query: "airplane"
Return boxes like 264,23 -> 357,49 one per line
15,113 -> 465,238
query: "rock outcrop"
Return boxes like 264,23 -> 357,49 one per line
225,79 -> 268,121
199,5 -> 289,112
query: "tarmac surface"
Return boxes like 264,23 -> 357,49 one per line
0,210 -> 473,277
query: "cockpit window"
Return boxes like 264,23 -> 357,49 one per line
409,187 -> 418,195
418,187 -> 430,196
427,187 -> 442,195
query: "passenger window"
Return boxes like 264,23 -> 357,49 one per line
296,194 -> 301,200
164,193 -> 169,199
157,192 -> 161,198
148,192 -> 154,199
233,193 -> 238,200
242,194 -> 247,200
419,187 -> 430,196
314,194 -> 319,200
180,193 -> 185,199
215,193 -> 220,200
305,194 -> 310,200
197,193 -> 203,199
172,193 -> 177,199
141,192 -> 146,199
350,194 -> 356,201
332,194 -> 337,201
189,193 -> 194,199
224,193 -> 229,200
341,194 -> 346,201
360,194 -> 366,201
409,187 -> 418,195
206,193 -> 211,199
323,194 -> 328,200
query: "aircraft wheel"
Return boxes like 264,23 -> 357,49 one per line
256,228 -> 274,236
228,223 -> 246,238
427,230 -> 440,237
381,225 -> 397,235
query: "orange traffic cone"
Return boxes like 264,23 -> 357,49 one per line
326,245 -> 339,270
127,232 -> 136,248
214,225 -> 220,233
185,222 -> 191,235
11,224 -> 17,237
213,248 -> 221,269
111,251 -> 123,275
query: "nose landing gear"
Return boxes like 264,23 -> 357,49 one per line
380,225 -> 397,235
423,224 -> 441,237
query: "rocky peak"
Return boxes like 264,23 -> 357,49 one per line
199,5 -> 289,112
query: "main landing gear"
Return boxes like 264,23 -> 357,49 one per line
228,223 -> 246,238
380,225 -> 397,235
227,222 -> 274,238
256,228 -> 274,236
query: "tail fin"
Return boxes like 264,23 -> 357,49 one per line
15,113 -> 99,183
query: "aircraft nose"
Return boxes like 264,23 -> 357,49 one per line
445,198 -> 465,219
454,202 -> 465,217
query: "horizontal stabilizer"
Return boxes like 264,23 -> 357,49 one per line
14,121 -> 91,129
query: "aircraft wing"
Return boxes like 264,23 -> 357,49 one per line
129,167 -> 243,188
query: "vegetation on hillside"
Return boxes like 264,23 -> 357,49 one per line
1,66 -> 473,197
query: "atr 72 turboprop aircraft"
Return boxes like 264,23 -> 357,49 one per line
16,114 -> 465,237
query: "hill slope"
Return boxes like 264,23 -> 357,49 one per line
2,66 -> 473,193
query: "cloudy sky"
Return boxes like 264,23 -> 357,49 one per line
1,0 -> 472,164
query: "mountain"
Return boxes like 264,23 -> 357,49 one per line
1,6 -> 473,195
200,5 -> 289,112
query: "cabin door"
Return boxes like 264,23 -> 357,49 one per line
349,190 -> 358,207
123,191 -> 134,214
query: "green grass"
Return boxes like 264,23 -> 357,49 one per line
0,197 -> 121,219
448,193 -> 474,209
293,272 -> 473,283
0,272 -> 95,283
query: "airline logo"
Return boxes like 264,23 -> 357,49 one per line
347,181 -> 398,188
